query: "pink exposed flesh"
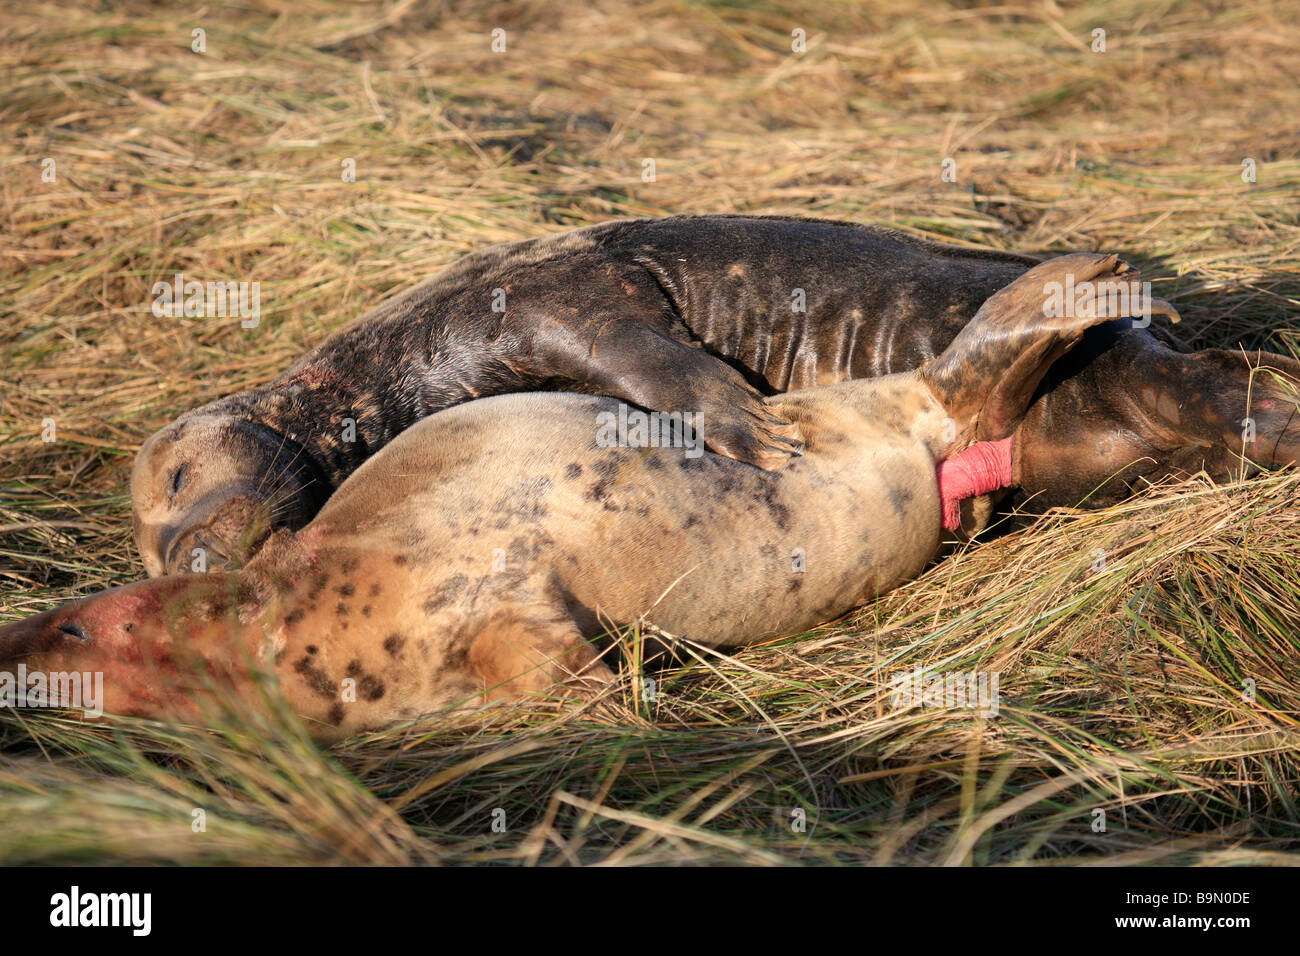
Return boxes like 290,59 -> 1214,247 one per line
936,436 -> 1015,531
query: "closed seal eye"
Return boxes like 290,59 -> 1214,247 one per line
167,464 -> 188,500
57,622 -> 89,643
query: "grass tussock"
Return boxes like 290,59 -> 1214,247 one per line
1,0 -> 1299,864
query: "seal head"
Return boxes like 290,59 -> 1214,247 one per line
131,414 -> 329,577
0,572 -> 267,724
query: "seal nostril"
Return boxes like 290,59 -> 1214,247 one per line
57,622 -> 89,643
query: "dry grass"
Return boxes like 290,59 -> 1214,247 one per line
1,0 -> 1298,864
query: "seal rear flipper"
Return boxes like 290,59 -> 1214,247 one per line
920,253 -> 1179,443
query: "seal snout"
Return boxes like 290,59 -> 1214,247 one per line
0,572 -> 265,725
162,521 -> 241,576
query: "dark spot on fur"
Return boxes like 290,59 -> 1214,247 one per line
336,602 -> 349,617
394,554 -> 408,565
424,574 -> 468,613
327,703 -> 345,726
341,556 -> 360,574
383,633 -> 406,656
564,463 -> 583,479
761,483 -> 791,530
369,581 -> 382,597
434,630 -> 474,677
342,659 -> 386,700
336,582 -> 355,597
491,476 -> 552,528
361,605 -> 372,617
507,530 -> 554,565
306,645 -> 318,654
888,486 -> 914,517
285,608 -> 305,626
294,656 -> 335,699
202,593 -> 231,619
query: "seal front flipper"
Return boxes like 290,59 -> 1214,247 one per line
921,253 -> 1178,446
537,316 -> 803,470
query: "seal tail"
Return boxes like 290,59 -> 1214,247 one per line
920,252 -> 1179,445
